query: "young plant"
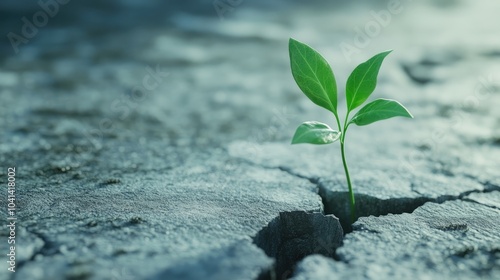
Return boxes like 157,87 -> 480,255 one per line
289,38 -> 413,223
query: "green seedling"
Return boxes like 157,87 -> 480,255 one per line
289,38 -> 413,223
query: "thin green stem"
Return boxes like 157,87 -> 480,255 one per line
333,113 -> 342,132
334,111 -> 356,223
340,139 -> 355,223
340,113 -> 356,223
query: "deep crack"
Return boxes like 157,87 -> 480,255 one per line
320,179 -> 500,233
233,157 -> 498,233
229,155 -> 499,277
252,211 -> 343,279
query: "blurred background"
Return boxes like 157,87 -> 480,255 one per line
1,0 -> 500,150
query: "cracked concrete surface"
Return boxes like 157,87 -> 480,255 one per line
4,161 -> 323,279
292,197 -> 500,280
253,211 -> 343,278
1,0 -> 500,279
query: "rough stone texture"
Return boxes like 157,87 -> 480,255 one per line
1,0 -> 500,279
253,211 -> 343,279
292,198 -> 500,280
152,240 -> 273,280
0,161 -> 322,280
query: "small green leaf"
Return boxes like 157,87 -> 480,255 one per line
291,121 -> 341,145
350,98 -> 413,126
346,50 -> 392,111
289,38 -> 338,114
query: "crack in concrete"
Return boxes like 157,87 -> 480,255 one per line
321,180 -> 500,233
482,181 -> 500,191
462,198 -> 500,210
266,164 -> 430,233
276,166 -> 319,185
252,211 -> 343,280
271,163 -> 500,234
144,152 -> 500,279
410,182 -> 425,196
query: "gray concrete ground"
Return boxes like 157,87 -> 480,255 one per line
1,1 -> 499,279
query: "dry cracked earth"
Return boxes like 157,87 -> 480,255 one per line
0,1 -> 499,279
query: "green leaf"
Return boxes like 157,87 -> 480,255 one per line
291,121 -> 341,145
349,98 -> 413,126
346,50 -> 392,111
289,38 -> 338,114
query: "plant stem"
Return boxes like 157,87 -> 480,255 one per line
340,111 -> 356,224
334,112 -> 356,223
333,113 -> 342,132
340,141 -> 356,223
